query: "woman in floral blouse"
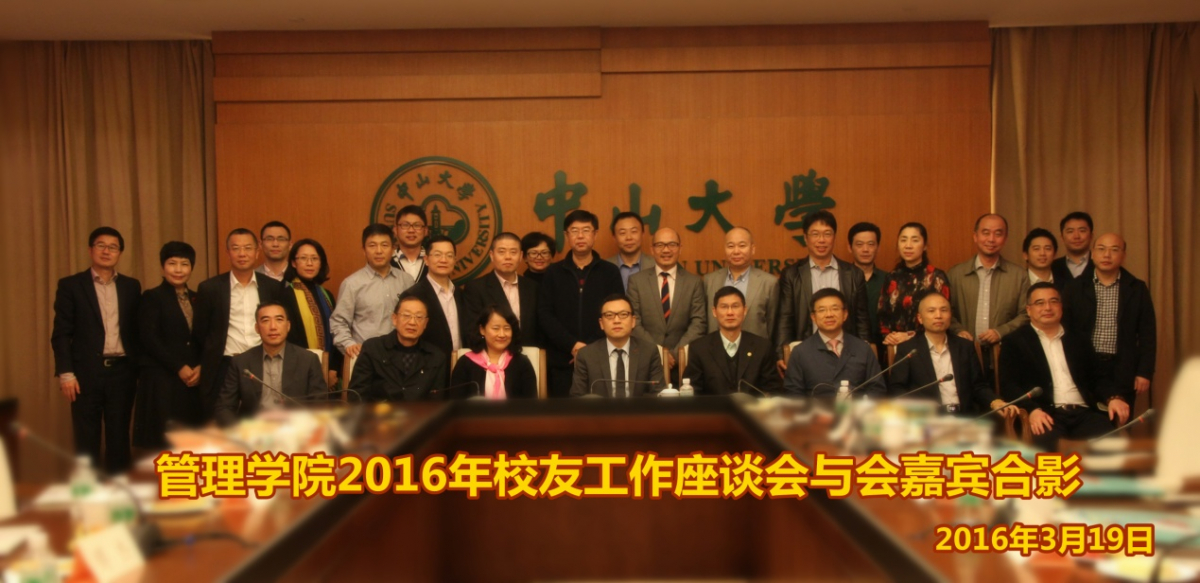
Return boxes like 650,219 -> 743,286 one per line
877,222 -> 952,345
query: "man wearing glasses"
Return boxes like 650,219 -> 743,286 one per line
537,210 -> 625,398
628,228 -> 707,380
783,288 -> 884,399
255,221 -> 292,281
408,235 -> 465,358
51,227 -> 142,473
571,294 -> 664,397
348,291 -> 449,401
391,205 -> 429,282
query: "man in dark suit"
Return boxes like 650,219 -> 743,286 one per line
1000,282 -> 1129,451
628,228 -> 707,378
1050,211 -> 1095,287
538,210 -> 626,398
683,287 -> 780,396
783,288 -> 882,399
348,291 -> 449,401
215,302 -> 326,426
889,291 -> 1015,417
775,210 -> 870,374
391,204 -> 429,282
571,294 -> 664,397
408,235 -> 465,360
194,228 -> 292,421
1062,233 -> 1156,407
462,232 -> 539,348
51,227 -> 142,473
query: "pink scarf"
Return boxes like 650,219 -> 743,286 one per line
464,350 -> 512,399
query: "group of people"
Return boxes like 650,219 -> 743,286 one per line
51,206 -> 1156,471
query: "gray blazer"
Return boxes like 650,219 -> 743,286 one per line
628,265 -> 708,352
570,336 -> 664,397
703,267 -> 779,341
946,255 -> 1030,338
216,343 -> 327,426
783,332 -> 884,398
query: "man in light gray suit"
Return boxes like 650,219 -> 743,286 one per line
628,228 -> 708,376
571,294 -> 664,397
607,212 -> 655,291
703,227 -> 778,342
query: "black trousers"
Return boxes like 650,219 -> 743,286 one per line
71,358 -> 136,474
1033,406 -> 1114,451
548,365 -> 572,398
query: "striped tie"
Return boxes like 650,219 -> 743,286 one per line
661,272 -> 671,320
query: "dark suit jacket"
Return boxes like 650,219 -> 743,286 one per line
52,270 -> 142,377
999,324 -> 1114,413
888,333 -> 993,414
774,258 -> 870,358
682,331 -> 781,395
461,273 -> 540,348
1062,268 -> 1156,399
348,335 -> 449,402
570,337 -> 664,397
215,343 -> 326,426
783,332 -> 883,398
408,276 -> 467,359
1050,256 -> 1094,291
193,272 -> 292,406
449,352 -> 537,399
536,252 -> 626,369
138,280 -> 199,373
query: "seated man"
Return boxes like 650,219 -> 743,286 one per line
348,291 -> 449,402
889,291 -> 1015,417
1000,282 -> 1129,450
570,294 -> 664,397
683,286 -> 781,396
216,302 -> 326,426
783,288 -> 883,399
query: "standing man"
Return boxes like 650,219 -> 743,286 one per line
194,228 -> 293,421
847,221 -> 888,368
947,213 -> 1030,380
1000,283 -> 1127,450
462,232 -> 540,347
775,210 -> 870,373
683,287 -> 781,396
255,221 -> 291,282
607,212 -> 654,291
391,205 -> 429,282
703,226 -> 778,342
1051,211 -> 1094,286
537,210 -> 625,397
330,224 -> 416,360
628,228 -> 707,378
408,235 -> 465,358
1023,228 -> 1058,286
1063,233 -> 1156,408
570,294 -> 664,397
348,291 -> 450,401
782,289 -> 884,399
52,227 -> 142,473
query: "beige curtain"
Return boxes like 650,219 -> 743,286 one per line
993,24 -> 1200,418
0,41 -> 215,481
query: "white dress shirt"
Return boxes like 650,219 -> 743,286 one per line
1034,325 -> 1086,406
926,335 -> 958,405
432,278 -> 461,352
225,272 -> 261,356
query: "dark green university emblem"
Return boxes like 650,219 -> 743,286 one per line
371,157 -> 503,283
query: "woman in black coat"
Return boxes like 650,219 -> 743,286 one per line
449,304 -> 537,399
134,242 -> 203,448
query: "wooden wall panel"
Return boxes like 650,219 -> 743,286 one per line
601,41 -> 990,73
215,50 -> 599,77
213,72 -> 601,102
212,27 -> 602,54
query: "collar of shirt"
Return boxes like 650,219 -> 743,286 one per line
230,271 -> 259,289
723,332 -> 742,355
91,268 -> 117,285
1092,271 -> 1121,286
431,278 -> 455,299
810,257 -> 840,272
496,271 -> 518,287
394,248 -> 426,262
1067,254 -> 1090,268
263,343 -> 286,362
725,268 -> 750,285
926,335 -> 948,355
817,330 -> 845,350
655,265 -> 678,280
366,264 -> 400,280
606,338 -> 630,356
619,254 -> 644,268
1033,325 -> 1065,342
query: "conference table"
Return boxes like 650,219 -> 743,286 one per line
0,397 -> 1193,582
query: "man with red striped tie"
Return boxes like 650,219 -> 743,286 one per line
627,228 -> 708,383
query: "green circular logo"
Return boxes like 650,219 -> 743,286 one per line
371,156 -> 503,283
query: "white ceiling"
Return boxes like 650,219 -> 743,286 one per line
1,0 -> 1197,41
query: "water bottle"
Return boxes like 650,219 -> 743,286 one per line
108,476 -> 138,527
12,530 -> 58,583
836,380 -> 851,416
679,378 -> 694,397
68,456 -> 97,525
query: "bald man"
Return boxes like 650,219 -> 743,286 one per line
703,227 -> 779,341
1063,233 -> 1157,407
628,228 -> 708,376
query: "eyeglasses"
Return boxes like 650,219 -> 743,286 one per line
396,222 -> 426,231
813,306 -> 844,315
601,311 -> 633,320
526,251 -> 551,259
294,256 -> 320,264
1028,298 -> 1062,308
567,228 -> 595,237
429,251 -> 455,261
262,236 -> 290,244
92,244 -> 121,253
397,313 -> 428,322
652,242 -> 681,250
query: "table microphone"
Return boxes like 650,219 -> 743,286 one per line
975,386 -> 1043,419
242,369 -> 303,407
738,379 -> 770,397
847,348 -> 916,398
1088,408 -> 1155,443
304,387 -> 364,402
440,380 -> 481,399
589,378 -> 661,396
892,374 -> 954,400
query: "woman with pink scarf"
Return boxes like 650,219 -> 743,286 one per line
449,304 -> 537,399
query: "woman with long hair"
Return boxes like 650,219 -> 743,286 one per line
877,222 -> 952,345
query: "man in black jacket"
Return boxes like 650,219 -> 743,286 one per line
51,227 -> 142,473
1062,233 -> 1156,407
461,232 -> 539,348
683,287 -> 779,396
1000,283 -> 1128,450
348,291 -> 449,401
537,210 -> 625,398
407,235 -> 465,360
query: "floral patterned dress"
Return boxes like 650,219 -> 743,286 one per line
877,261 -> 951,335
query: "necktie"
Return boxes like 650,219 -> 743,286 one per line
661,273 -> 671,320
827,338 -> 841,357
614,348 -> 626,398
